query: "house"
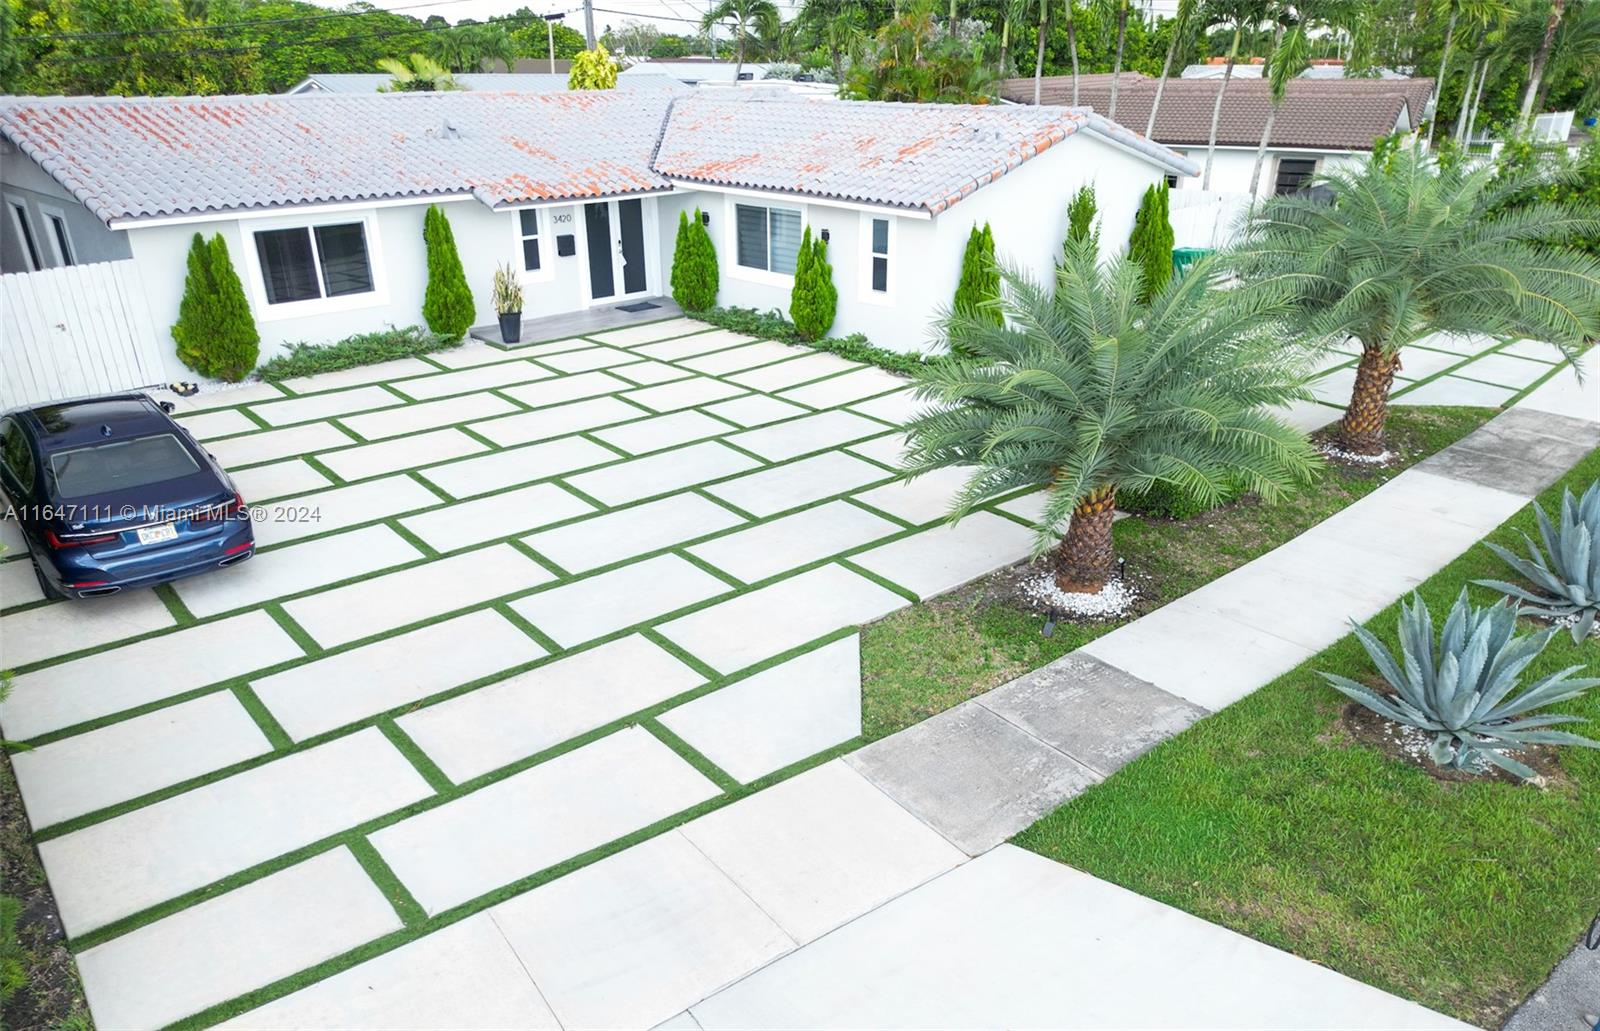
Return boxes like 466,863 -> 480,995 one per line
287,71 -> 686,94
1179,59 -> 1414,80
0,90 -> 1193,380
1001,72 -> 1432,199
619,59 -> 775,84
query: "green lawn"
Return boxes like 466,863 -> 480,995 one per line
861,405 -> 1495,740
1014,444 -> 1600,1030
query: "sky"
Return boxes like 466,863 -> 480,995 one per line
304,0 -> 805,39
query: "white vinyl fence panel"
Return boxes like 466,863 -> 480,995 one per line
1,260 -> 168,411
1168,190 -> 1256,250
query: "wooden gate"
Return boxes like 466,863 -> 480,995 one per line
1,260 -> 168,411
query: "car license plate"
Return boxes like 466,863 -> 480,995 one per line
137,523 -> 177,546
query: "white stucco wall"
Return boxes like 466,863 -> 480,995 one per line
667,132 -> 1172,355
1171,145 -> 1365,199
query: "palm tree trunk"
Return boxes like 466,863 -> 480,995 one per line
1054,485 -> 1118,593
1248,103 -> 1280,197
1202,24 -> 1242,190
1465,56 -> 1488,144
735,19 -> 746,82
1518,0 -> 1564,133
1425,4 -> 1459,146
999,13 -> 1010,78
1340,344 -> 1401,455
1066,1 -> 1080,105
1147,1 -> 1185,136
1452,56 -> 1480,143
1108,0 -> 1128,121
1033,0 -> 1049,104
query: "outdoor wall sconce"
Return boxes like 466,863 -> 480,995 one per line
700,211 -> 710,226
820,228 -> 830,242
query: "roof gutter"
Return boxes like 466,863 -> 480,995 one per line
1080,123 -> 1201,178
107,192 -> 477,231
658,178 -> 935,220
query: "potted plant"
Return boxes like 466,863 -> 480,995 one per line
492,262 -> 524,344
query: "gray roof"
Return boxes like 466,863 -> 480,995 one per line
0,90 -> 1195,226
288,72 -> 686,95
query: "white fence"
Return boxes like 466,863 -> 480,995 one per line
1,260 -> 168,411
1168,190 -> 1256,250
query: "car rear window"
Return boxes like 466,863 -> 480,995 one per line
49,434 -> 201,497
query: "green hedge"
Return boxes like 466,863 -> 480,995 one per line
257,325 -> 457,382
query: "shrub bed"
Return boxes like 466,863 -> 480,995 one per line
256,325 -> 458,382
691,305 -> 949,377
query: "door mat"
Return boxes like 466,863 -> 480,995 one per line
617,301 -> 661,313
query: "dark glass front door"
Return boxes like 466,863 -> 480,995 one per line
584,202 -> 615,300
618,198 -> 646,295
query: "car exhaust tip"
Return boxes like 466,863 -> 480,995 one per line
218,551 -> 253,568
77,586 -> 121,598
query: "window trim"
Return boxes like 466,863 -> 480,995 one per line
507,205 -> 556,284
238,209 -> 389,322
725,198 -> 805,287
857,212 -> 896,306
39,205 -> 75,266
1271,156 -> 1319,197
8,201 -> 42,272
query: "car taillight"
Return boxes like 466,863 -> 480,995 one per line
47,530 -> 118,549
232,492 -> 246,515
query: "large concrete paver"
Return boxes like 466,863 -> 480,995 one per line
230,459 -> 331,501
317,427 -> 487,481
631,328 -> 754,360
1,610 -> 301,739
592,317 -> 710,348
728,353 -> 859,392
11,691 -> 271,827
370,726 -> 720,915
850,512 -> 1035,601
175,524 -> 422,618
538,344 -> 638,373
679,759 -> 964,944
177,408 -> 258,440
0,588 -> 175,670
727,410 -> 885,462
523,493 -> 746,574
219,913 -> 559,1031
417,435 -> 616,499
1398,375 -> 1518,406
341,392 -> 519,441
432,338 -> 589,368
207,422 -> 352,468
593,409 -> 730,455
1415,408 -> 1600,497
278,357 -> 437,393
282,543 -> 552,648
253,610 -> 546,742
248,385 -> 403,427
846,701 -> 1099,856
687,501 -> 899,584
40,728 -> 431,936
567,441 -> 761,507
778,367 -> 907,409
490,831 -> 793,1031
688,846 -> 1470,1030
0,559 -> 43,607
660,636 -> 862,783
849,388 -> 929,426
399,482 -> 595,551
706,452 -> 890,518
612,359 -> 694,385
626,376 -> 748,413
399,634 -> 703,783
511,553 -> 732,649
702,394 -> 810,428
1517,349 -> 1596,422
656,565 -> 904,675
852,466 -> 971,524
78,848 -> 401,1031
680,340 -> 806,375
501,369 -> 632,410
251,475 -> 439,548
388,358 -> 553,401
469,395 -> 644,447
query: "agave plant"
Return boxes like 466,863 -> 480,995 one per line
1475,480 -> 1600,643
1322,588 -> 1600,781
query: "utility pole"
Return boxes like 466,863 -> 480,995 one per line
583,0 -> 596,49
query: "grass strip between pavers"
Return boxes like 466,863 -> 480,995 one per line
1013,443 -> 1600,1030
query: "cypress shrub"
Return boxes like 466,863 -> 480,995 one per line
952,223 -> 1001,328
171,232 -> 260,382
789,227 -> 837,341
422,204 -> 475,341
1065,184 -> 1099,256
1128,182 -> 1175,302
670,208 -> 718,311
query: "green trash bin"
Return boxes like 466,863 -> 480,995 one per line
1172,247 -> 1211,277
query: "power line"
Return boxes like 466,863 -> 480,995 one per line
23,0 -> 492,43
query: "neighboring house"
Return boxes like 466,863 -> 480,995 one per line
1002,72 -> 1432,199
1179,60 -> 1413,81
620,59 -> 774,84
287,72 -> 686,94
0,90 -> 1192,380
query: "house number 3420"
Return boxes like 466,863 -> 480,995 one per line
550,213 -> 573,225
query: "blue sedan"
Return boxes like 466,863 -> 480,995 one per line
0,393 -> 254,601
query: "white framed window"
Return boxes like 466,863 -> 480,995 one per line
239,210 -> 389,322
8,202 -> 42,272
38,205 -> 75,266
508,207 -> 555,283
733,202 -> 803,278
859,213 -> 894,304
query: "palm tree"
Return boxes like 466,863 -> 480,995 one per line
1230,146 -> 1600,455
996,0 -> 1030,78
1032,0 -> 1050,103
1201,0 -> 1269,189
376,54 -> 461,92
901,240 -> 1320,594
1101,0 -> 1131,120
1148,0 -> 1199,137
1247,17 -> 1308,196
702,0 -> 780,82
1519,0 -> 1565,132
1065,0 -> 1081,104
1427,0 -> 1509,145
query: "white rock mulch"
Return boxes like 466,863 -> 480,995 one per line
1019,571 -> 1137,620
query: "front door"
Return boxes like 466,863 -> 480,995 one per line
582,198 -> 648,303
